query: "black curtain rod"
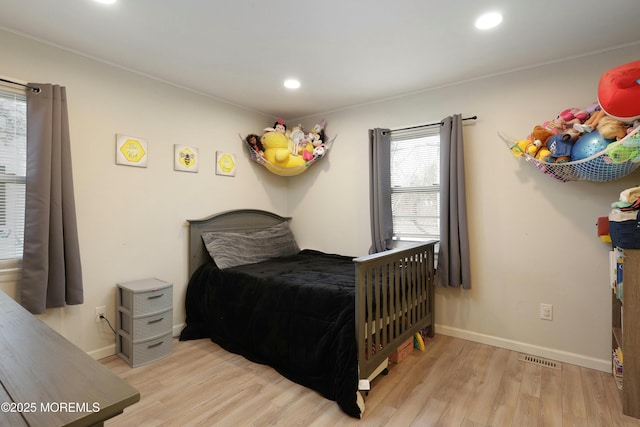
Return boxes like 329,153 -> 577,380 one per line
394,115 -> 477,132
0,78 -> 41,93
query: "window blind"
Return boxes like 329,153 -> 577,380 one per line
390,126 -> 440,242
0,89 -> 26,263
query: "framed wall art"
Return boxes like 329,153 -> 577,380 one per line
116,134 -> 148,168
216,151 -> 236,177
174,145 -> 199,172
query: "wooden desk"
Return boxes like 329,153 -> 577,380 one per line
0,291 -> 140,426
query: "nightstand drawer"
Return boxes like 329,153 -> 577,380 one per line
119,308 -> 172,341
118,278 -> 172,314
130,288 -> 171,314
118,332 -> 172,368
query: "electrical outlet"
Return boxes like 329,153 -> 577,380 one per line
539,303 -> 553,321
95,306 -> 106,323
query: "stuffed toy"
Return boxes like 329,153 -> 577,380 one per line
542,117 -> 565,134
585,101 -> 601,115
608,132 -> 640,163
308,132 -> 322,147
260,130 -> 306,171
625,133 -> 640,163
558,107 -> 589,123
531,125 -> 553,146
607,144 -> 639,164
546,133 -> 574,163
536,148 -> 552,162
528,125 -> 554,161
312,144 -> 327,159
273,119 -> 286,134
310,120 -> 327,145
299,140 -> 315,158
543,108 -> 587,136
598,59 -> 640,122
510,139 -> 537,157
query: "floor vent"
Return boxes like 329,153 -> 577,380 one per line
518,354 -> 561,370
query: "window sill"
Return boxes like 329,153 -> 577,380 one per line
0,266 -> 21,284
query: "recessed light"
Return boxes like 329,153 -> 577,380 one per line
284,79 -> 301,89
475,12 -> 502,30
94,0 -> 116,4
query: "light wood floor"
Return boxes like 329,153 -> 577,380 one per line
101,334 -> 640,426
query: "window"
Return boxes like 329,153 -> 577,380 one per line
0,88 -> 26,267
389,126 -> 440,243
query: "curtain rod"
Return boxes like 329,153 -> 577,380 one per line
394,115 -> 477,132
0,78 -> 41,93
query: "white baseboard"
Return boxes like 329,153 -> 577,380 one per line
89,344 -> 116,360
88,323 -> 185,361
173,323 -> 184,337
89,322 -> 609,372
436,324 -> 611,373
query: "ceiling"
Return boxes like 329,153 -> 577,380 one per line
1,0 -> 639,120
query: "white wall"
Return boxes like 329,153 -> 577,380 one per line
289,44 -> 640,371
0,29 -> 287,357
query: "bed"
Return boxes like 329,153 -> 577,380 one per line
179,209 -> 436,418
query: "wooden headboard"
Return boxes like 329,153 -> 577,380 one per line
187,209 -> 291,278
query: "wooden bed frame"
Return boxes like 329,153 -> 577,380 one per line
187,209 -> 436,388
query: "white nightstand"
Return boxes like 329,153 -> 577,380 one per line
116,278 -> 173,367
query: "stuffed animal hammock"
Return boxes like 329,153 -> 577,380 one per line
243,119 -> 334,177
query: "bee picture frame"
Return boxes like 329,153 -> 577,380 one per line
174,145 -> 199,173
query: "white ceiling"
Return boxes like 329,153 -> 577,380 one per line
1,0 -> 639,120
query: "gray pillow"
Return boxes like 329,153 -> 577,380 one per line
202,221 -> 300,269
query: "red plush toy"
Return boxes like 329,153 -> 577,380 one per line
598,60 -> 640,122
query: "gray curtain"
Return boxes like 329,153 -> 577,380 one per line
21,84 -> 83,314
368,128 -> 392,254
436,114 -> 471,289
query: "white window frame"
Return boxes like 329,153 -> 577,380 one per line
0,85 -> 26,271
389,125 -> 440,247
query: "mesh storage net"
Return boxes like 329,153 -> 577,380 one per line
502,126 -> 640,183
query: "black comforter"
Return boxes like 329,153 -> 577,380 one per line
179,250 -> 361,418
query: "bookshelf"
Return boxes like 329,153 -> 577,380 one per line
613,249 -> 640,418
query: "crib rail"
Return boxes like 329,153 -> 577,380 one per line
354,241 -> 436,380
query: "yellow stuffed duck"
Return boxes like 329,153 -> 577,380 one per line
260,120 -> 307,176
